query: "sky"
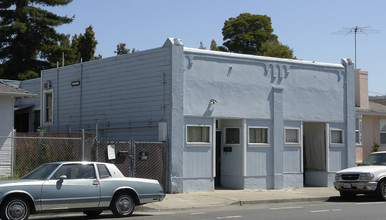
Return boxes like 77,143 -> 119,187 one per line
47,0 -> 386,96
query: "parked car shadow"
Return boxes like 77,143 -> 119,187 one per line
327,194 -> 384,203
30,212 -> 154,220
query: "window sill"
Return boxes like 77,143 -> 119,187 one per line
248,144 -> 270,148
186,142 -> 211,147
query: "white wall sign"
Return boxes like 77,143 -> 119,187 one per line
107,144 -> 116,160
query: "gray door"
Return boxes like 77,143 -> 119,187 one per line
41,164 -> 100,210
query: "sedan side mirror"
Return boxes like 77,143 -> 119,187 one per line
59,175 -> 68,180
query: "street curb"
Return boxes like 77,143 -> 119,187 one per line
230,197 -> 334,206
138,196 -> 338,212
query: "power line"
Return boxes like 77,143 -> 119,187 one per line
332,26 -> 380,69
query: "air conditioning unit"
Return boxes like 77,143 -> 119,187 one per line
43,81 -> 52,89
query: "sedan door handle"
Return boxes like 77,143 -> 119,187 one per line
93,180 -> 99,185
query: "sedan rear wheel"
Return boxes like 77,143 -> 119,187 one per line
0,197 -> 30,220
111,193 -> 135,217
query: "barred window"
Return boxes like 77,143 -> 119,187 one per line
285,128 -> 300,144
249,127 -> 269,144
225,128 -> 240,144
187,126 -> 210,144
331,129 -> 344,144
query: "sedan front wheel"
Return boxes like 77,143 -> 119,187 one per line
111,193 -> 135,217
0,197 -> 30,220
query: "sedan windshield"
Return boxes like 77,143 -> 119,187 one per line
22,164 -> 60,180
360,153 -> 386,166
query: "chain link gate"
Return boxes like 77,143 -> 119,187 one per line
97,140 -> 168,192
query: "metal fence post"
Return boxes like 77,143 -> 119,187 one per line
131,138 -> 135,177
164,142 -> 170,193
11,129 -> 16,177
82,129 -> 85,161
95,123 -> 99,161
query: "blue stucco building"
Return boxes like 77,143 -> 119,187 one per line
41,38 -> 355,193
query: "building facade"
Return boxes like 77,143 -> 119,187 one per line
41,38 -> 355,192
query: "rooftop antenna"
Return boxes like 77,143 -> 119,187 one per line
332,26 -> 380,69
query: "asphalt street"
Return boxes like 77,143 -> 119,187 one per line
29,195 -> 386,220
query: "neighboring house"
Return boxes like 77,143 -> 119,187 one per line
1,79 -> 41,132
355,70 -> 386,162
41,38 -> 355,193
0,82 -> 36,177
371,96 -> 386,106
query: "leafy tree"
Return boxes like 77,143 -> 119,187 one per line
0,0 -> 74,79
260,41 -> 295,59
221,13 -> 295,59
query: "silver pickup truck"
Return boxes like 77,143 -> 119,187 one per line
334,151 -> 386,200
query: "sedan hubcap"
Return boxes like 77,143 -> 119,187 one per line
117,196 -> 133,214
7,201 -> 26,220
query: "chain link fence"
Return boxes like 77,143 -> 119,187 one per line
97,140 -> 169,192
0,132 -> 168,192
0,130 -> 96,179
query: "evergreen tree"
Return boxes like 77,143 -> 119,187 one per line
114,43 -> 130,55
47,34 -> 77,67
77,25 -> 98,62
48,26 -> 100,67
199,41 -> 206,50
210,40 -> 220,51
0,0 -> 74,79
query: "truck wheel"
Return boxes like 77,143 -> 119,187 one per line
376,180 -> 386,200
340,191 -> 356,200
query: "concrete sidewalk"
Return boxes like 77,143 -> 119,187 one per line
141,187 -> 340,211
